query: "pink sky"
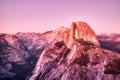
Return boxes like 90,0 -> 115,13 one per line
0,0 -> 120,34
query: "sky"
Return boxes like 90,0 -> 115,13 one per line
0,0 -> 120,34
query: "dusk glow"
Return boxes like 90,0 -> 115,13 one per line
0,0 -> 120,34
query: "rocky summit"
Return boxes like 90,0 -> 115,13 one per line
0,22 -> 120,80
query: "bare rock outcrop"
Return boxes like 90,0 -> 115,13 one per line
63,22 -> 100,48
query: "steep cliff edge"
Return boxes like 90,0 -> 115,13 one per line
63,22 -> 99,48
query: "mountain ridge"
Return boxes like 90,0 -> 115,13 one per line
0,22 -> 120,80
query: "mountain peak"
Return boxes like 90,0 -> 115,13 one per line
72,22 -> 99,45
64,21 -> 100,48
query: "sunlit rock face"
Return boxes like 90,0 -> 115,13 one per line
72,22 -> 99,45
63,22 -> 100,48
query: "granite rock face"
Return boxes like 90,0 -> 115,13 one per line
0,22 -> 120,80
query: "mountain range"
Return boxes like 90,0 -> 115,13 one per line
0,22 -> 120,80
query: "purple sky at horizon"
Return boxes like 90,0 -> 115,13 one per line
0,0 -> 120,34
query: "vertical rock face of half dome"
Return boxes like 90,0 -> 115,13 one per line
63,21 -> 100,48
72,22 -> 99,44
